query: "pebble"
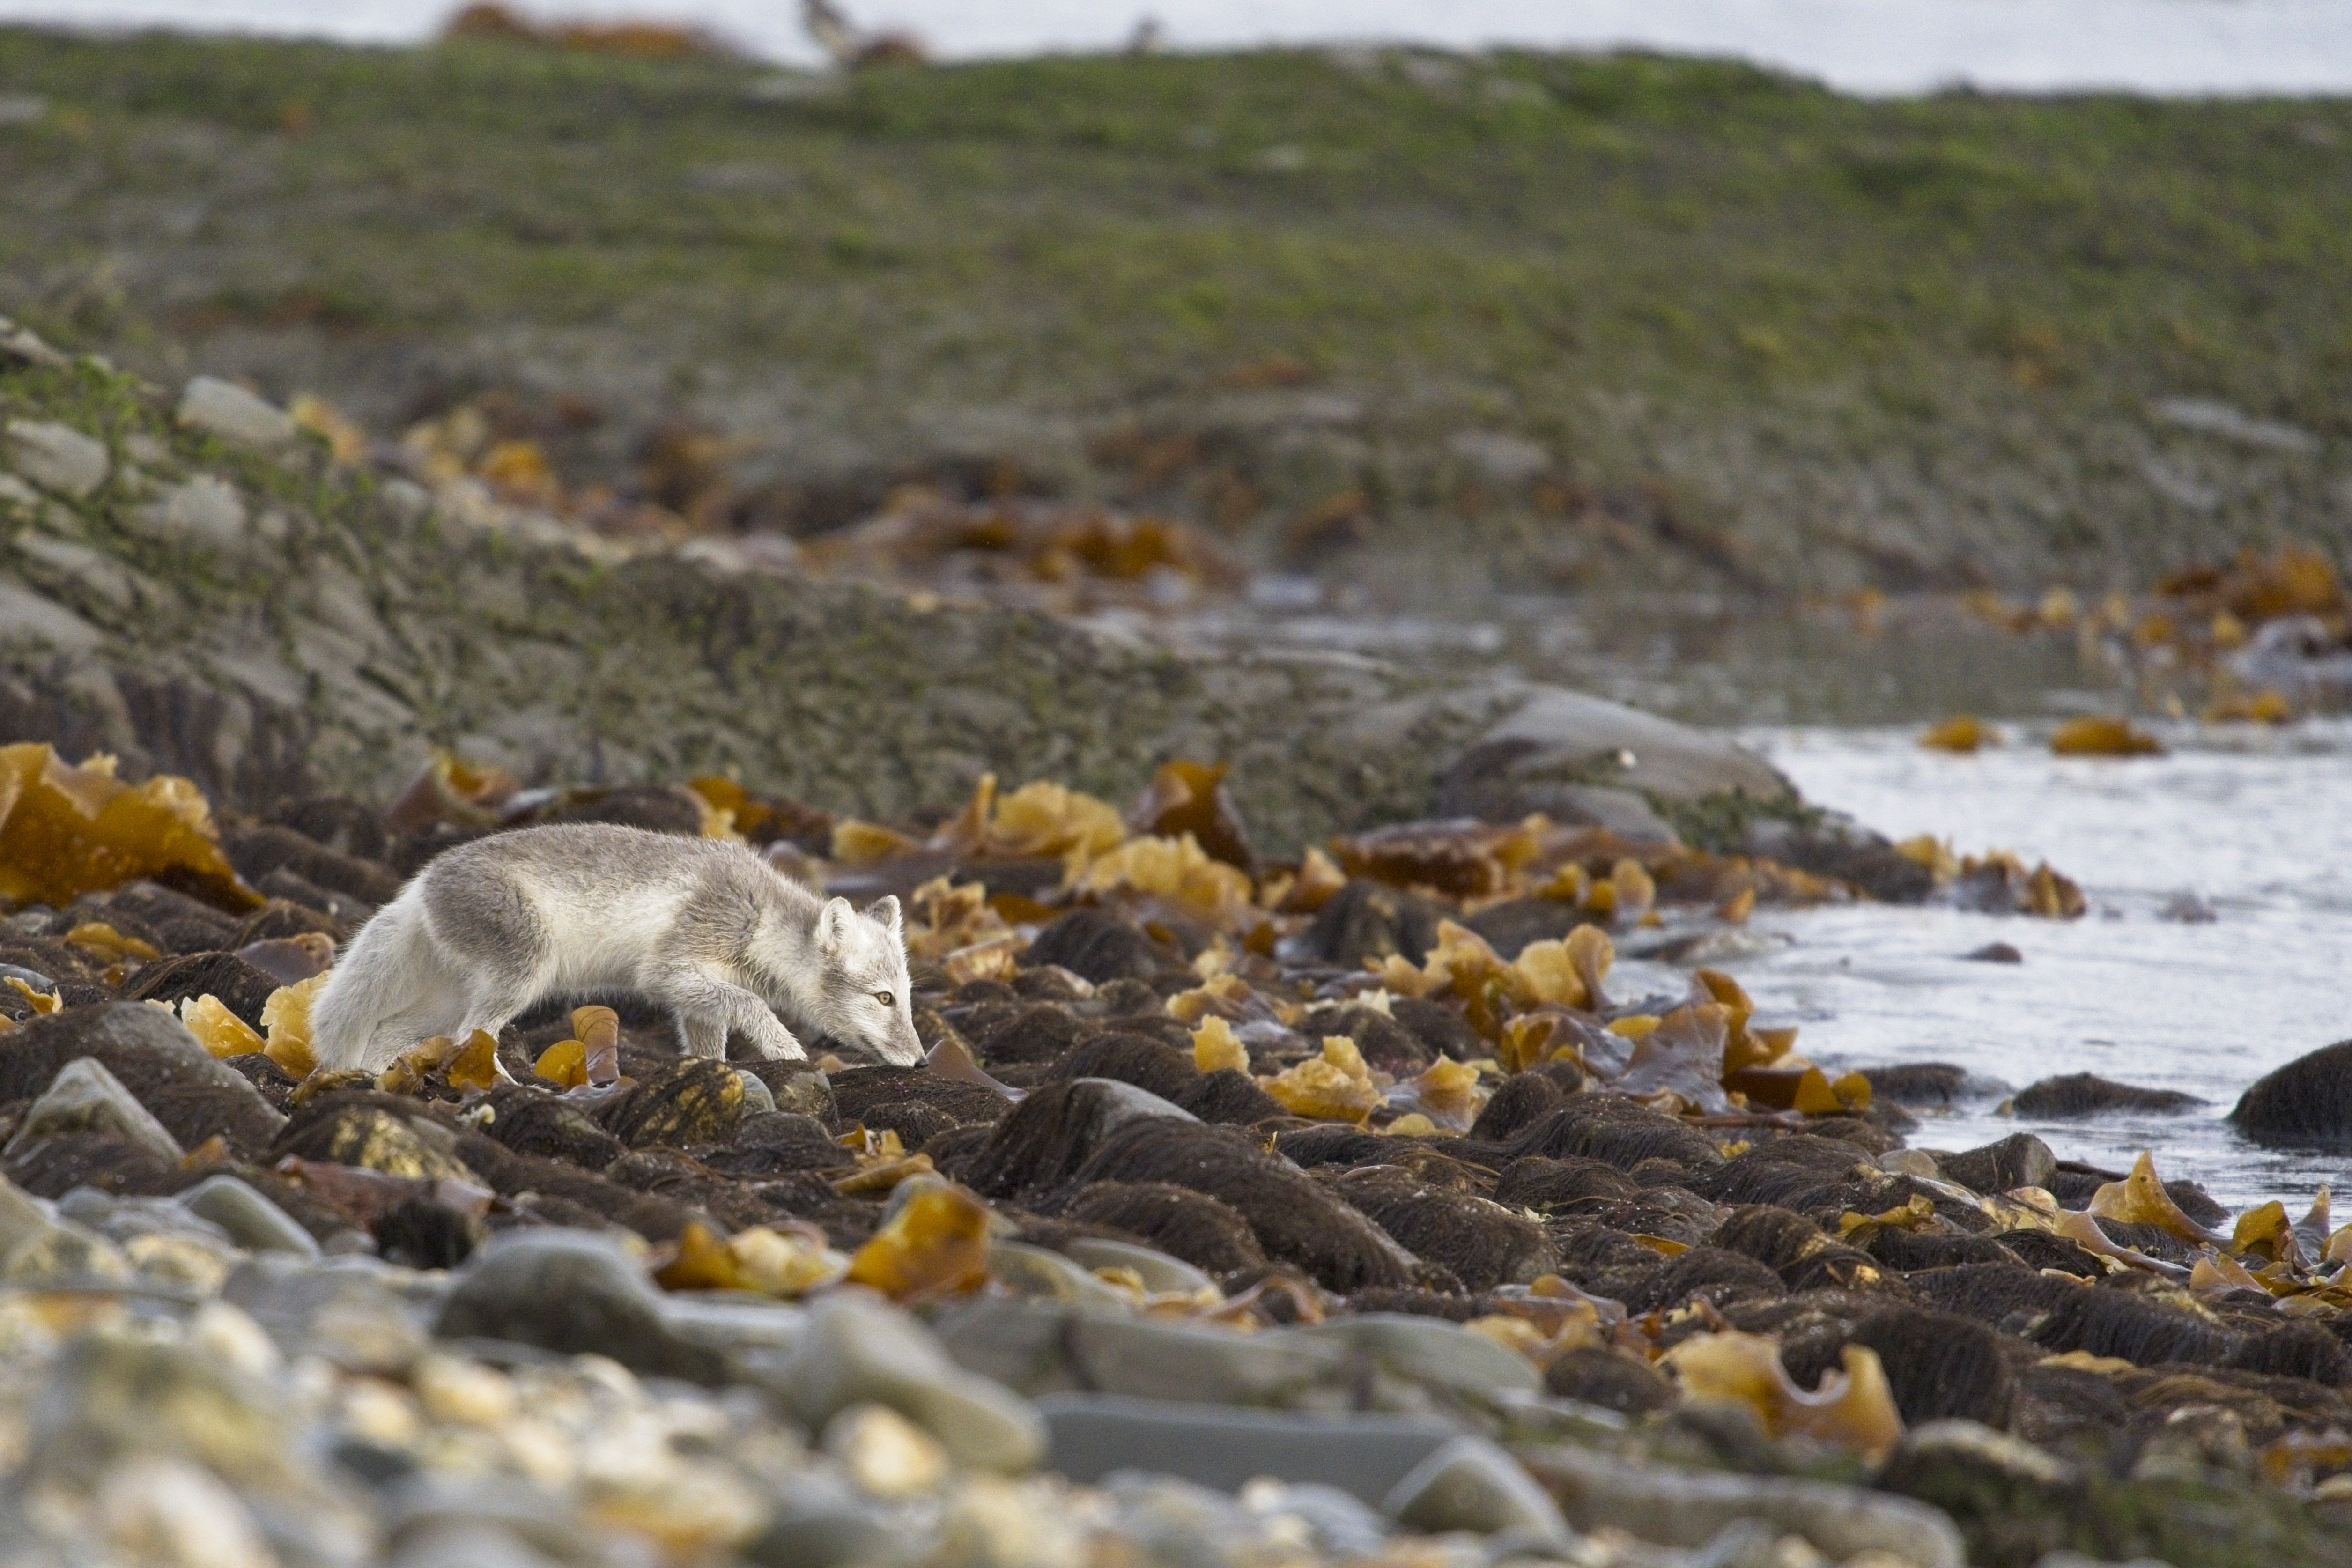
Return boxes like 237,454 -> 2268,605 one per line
1380,1435 -> 1576,1550
779,1291 -> 1046,1473
825,1403 -> 952,1497
182,1174 -> 325,1257
97,1455 -> 280,1568
2,417 -> 110,497
432,1230 -> 725,1385
177,377 -> 298,449
136,474 -> 251,549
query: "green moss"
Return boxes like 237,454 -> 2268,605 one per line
1,29 -> 2347,592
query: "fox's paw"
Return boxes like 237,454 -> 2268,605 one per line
747,1016 -> 806,1062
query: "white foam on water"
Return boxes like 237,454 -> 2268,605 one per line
4,0 -> 2352,96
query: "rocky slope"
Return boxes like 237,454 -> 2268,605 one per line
0,314 -> 1808,861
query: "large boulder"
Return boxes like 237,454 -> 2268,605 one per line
2229,1040 -> 2352,1146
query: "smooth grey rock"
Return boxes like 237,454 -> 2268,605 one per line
935,1296 -> 1348,1406
1524,1444 -> 1964,1568
1035,1393 -> 1462,1503
0,472 -> 38,509
385,1475 -> 652,1568
135,475 -> 249,549
734,1070 -> 778,1115
177,377 -> 296,449
1236,1481 -> 1391,1559
741,1470 -> 919,1568
59,1188 -> 235,1248
1380,1436 -> 1574,1549
1060,1237 -> 1213,1296
3,419 -> 109,497
0,580 -> 102,651
775,1291 -> 1044,1473
225,1253 -> 436,1371
3,1056 -> 185,1163
389,1522 -> 569,1568
0,1175 -> 58,1254
30,1324 -> 288,1485
1283,1314 -> 1542,1407
0,313 -> 70,368
180,1175 -> 322,1258
3,1215 -> 134,1286
984,1242 -> 1137,1309
1471,686 -> 1787,804
659,1294 -> 809,1358
434,1230 -> 724,1384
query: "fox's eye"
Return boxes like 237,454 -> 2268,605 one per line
874,991 -> 895,1009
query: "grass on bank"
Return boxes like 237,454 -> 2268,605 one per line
1,29 -> 2348,592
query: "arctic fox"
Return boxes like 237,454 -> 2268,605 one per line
308,823 -> 922,1076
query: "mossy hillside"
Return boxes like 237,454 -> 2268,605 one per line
1,348 -> 1514,850
0,30 -> 2347,597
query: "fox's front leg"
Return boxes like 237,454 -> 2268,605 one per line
646,967 -> 804,1061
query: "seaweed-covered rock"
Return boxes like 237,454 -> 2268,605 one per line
1023,910 -> 1167,984
123,951 -> 285,1033
2011,1073 -> 2203,1118
1060,1181 -> 1270,1276
2229,1039 -> 2352,1147
601,1058 -> 749,1149
0,1002 -> 285,1155
1295,881 -> 1444,969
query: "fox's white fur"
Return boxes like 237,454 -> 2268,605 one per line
308,823 -> 921,1075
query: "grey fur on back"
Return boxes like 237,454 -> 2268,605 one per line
308,822 -> 921,1076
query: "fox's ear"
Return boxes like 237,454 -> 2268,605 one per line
869,894 -> 902,937
817,897 -> 854,954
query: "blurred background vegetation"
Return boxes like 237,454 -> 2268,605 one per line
3,24 -> 2348,602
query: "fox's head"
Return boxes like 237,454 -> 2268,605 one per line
795,893 -> 923,1066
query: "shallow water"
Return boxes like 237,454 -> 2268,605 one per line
7,0 -> 2352,95
1718,721 -> 2352,1212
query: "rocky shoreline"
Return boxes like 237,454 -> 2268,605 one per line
8,320 -> 2352,1568
0,714 -> 2347,1568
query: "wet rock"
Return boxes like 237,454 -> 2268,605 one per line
1459,896 -> 1588,960
1388,997 -> 1484,1063
1064,1115 -> 1418,1292
601,1058 -> 748,1149
1293,1006 -> 1431,1074
1543,1346 -> 1675,1415
4,418 -> 109,497
1466,1071 -> 1570,1142
434,1229 -> 727,1383
528,783 -> 708,835
964,1078 -> 1198,1201
1022,909 -> 1166,984
222,824 -> 405,907
1864,1063 -> 1974,1106
1059,1181 -> 1268,1275
0,1002 -> 286,1155
1436,737 -> 1679,845
1324,1170 -> 1555,1290
1466,687 -> 1789,806
2228,1039 -> 2352,1146
125,952 -> 286,1033
961,1004 -> 1088,1067
2029,1284 -> 2235,1368
706,1111 -> 845,1176
5,1056 -> 185,1164
274,1098 -> 481,1183
479,1085 -> 628,1169
1964,941 -> 2024,963
832,1066 -> 1012,1139
1507,1095 -> 1726,1175
1936,1132 -> 2057,1194
1294,880 -> 1443,969
1056,1235 -> 1212,1295
2012,1073 -> 2204,1118
1624,1246 -> 1787,1313
2222,1320 -> 2351,1385
774,1290 -> 1044,1473
1746,815 -> 1936,902
737,1060 -> 838,1123
1848,1305 -> 2016,1426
